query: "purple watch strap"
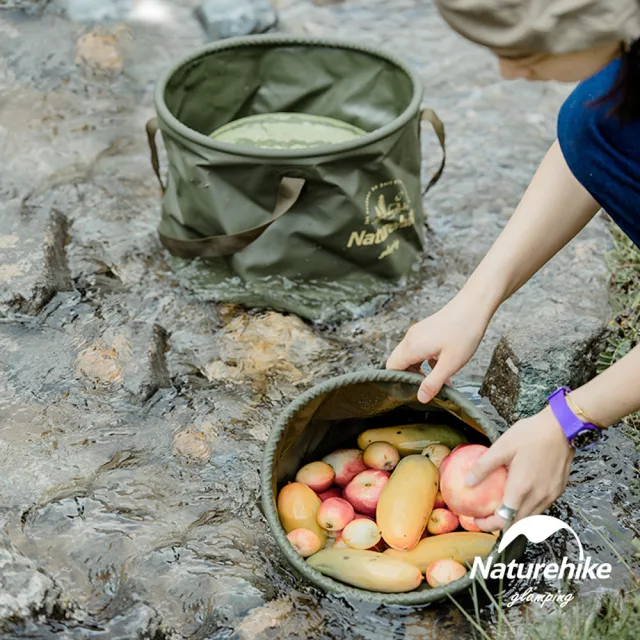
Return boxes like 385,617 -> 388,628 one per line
548,386 -> 599,444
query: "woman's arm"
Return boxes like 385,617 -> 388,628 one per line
460,139 -> 601,315
387,140 -> 602,402
470,343 -> 640,531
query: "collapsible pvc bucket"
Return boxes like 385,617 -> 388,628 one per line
147,36 -> 445,321
261,370 -> 524,605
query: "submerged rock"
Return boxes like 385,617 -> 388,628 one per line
195,0 -> 277,40
172,429 -> 211,462
480,315 -> 608,422
0,207 -> 71,315
0,535 -> 63,626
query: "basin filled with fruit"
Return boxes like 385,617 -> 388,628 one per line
261,369 -> 525,604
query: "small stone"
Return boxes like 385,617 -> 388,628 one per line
173,430 -> 211,462
235,598 -> 294,640
195,0 -> 277,41
480,315 -> 608,422
75,28 -> 125,74
74,340 -> 122,385
0,534 -> 63,624
0,207 -> 71,315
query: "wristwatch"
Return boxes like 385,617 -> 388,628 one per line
548,387 -> 603,449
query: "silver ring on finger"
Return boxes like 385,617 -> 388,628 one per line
495,504 -> 518,521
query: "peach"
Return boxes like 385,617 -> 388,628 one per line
287,528 -> 322,558
316,497 -> 355,532
459,515 -> 483,533
317,486 -> 342,502
296,461 -> 335,492
322,449 -> 367,487
426,559 -> 468,588
342,518 -> 381,550
343,469 -> 390,516
434,491 -> 446,509
362,442 -> 400,472
427,508 -> 459,535
439,444 -> 507,518
421,444 -> 451,470
354,513 -> 375,521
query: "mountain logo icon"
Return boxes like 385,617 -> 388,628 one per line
498,515 -> 584,560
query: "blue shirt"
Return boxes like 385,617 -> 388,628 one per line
558,58 -> 640,249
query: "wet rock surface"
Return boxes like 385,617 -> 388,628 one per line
480,315 -> 608,422
195,0 -> 278,40
0,0 -> 637,638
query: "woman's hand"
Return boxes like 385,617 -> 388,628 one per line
386,292 -> 491,403
469,408 -> 575,531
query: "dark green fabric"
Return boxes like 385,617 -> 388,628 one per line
260,370 -> 526,604
151,36 -> 440,318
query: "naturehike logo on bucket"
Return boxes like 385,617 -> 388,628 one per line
470,515 -> 612,608
347,179 -> 415,260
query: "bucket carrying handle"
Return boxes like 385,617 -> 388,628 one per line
145,117 -> 305,258
146,117 -> 166,193
420,108 -> 446,194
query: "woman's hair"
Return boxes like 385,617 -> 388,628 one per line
607,38 -> 640,122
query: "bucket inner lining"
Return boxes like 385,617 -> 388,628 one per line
272,380 -> 490,493
163,44 -> 416,139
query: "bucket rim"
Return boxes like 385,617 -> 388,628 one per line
154,34 -> 424,160
260,368 -> 507,605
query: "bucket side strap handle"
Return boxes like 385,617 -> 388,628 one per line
420,108 -> 446,195
146,117 -> 166,194
158,177 -> 306,259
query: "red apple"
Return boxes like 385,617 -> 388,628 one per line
287,528 -> 322,558
426,559 -> 467,588
439,444 -> 507,518
317,486 -> 343,502
458,514 -> 483,532
426,508 -> 459,535
434,490 -> 446,509
343,469 -> 390,516
296,461 -> 335,492
316,497 -> 355,532
362,441 -> 400,472
322,449 -> 367,487
341,518 -> 381,550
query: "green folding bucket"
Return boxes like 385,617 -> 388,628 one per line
147,35 -> 445,321
261,370 -> 525,605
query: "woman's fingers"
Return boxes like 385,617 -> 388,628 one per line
464,436 -> 513,487
386,328 -> 427,371
417,355 -> 456,403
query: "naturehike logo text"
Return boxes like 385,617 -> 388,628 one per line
469,515 -> 612,608
347,179 -> 416,260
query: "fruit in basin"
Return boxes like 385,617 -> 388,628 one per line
434,491 -> 446,509
341,518 -> 381,550
287,528 -> 323,558
317,486 -> 342,502
459,515 -> 483,532
307,549 -> 423,592
357,424 -> 467,456
317,497 -> 355,532
384,531 -> 496,573
427,508 -> 459,535
322,449 -> 367,487
295,461 -> 335,492
362,441 -> 400,471
439,444 -> 507,518
376,455 -> 438,550
278,482 -> 326,543
426,559 -> 468,588
421,444 -> 451,469
343,469 -> 390,516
